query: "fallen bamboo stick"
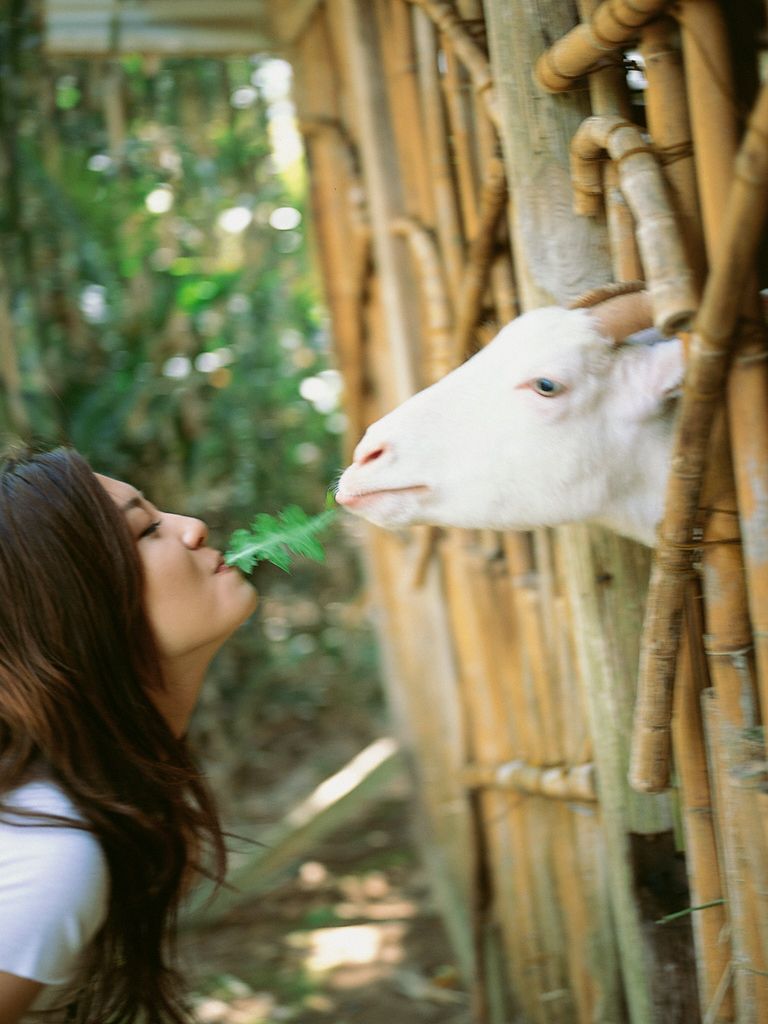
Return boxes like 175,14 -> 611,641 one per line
629,81 -> 768,794
182,738 -> 405,925
570,115 -> 698,333
535,0 -> 670,94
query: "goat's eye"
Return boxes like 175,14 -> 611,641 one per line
531,378 -> 565,397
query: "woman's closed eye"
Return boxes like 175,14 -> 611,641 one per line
139,520 -> 162,539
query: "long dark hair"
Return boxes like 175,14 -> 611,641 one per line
0,446 -> 226,1022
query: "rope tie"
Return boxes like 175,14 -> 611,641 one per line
736,347 -> 768,365
702,640 -> 754,659
654,140 -> 694,165
614,144 -> 656,168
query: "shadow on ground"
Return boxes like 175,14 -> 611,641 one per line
180,798 -> 471,1024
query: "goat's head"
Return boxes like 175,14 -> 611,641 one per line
336,285 -> 684,545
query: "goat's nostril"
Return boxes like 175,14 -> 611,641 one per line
359,444 -> 388,467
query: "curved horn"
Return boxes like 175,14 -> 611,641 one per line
568,280 -> 646,310
570,281 -> 653,346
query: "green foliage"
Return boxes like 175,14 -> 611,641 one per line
0,27 -> 383,808
226,506 -> 337,573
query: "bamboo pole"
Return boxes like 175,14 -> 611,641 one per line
576,0 -> 642,283
443,45 -> 481,236
412,8 -> 465,299
336,0 -> 418,404
376,0 -> 436,226
482,2 -> 681,1017
407,0 -> 500,130
703,690 -> 768,1018
570,115 -> 698,334
462,760 -> 596,802
454,157 -> 507,360
292,14 -> 369,454
677,0 -> 739,261
440,533 -> 536,1024
534,0 -> 670,94
635,10 -> 728,1013
629,82 -> 768,794
640,16 -> 706,290
671,584 -> 732,1018
558,525 -> 662,1024
391,216 -> 454,382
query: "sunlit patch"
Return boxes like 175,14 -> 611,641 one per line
287,921 -> 407,976
298,860 -> 329,888
217,206 -> 253,234
193,985 -> 277,1024
145,185 -> 174,214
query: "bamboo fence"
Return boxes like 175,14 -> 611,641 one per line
37,1 -> 768,1020
280,1 -> 768,1020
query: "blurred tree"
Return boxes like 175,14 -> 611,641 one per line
0,3 -> 383,817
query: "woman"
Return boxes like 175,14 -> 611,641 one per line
0,446 -> 259,1023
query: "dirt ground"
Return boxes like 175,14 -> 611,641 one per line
180,798 -> 471,1024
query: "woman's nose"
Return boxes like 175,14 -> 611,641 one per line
180,515 -> 208,549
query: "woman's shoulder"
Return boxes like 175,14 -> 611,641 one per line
1,777 -> 83,820
0,779 -> 109,985
0,778 -> 108,889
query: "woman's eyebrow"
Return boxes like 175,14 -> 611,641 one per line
120,493 -> 147,513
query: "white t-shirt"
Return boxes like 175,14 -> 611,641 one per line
0,780 -> 109,1020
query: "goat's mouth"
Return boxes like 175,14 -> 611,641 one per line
336,484 -> 430,511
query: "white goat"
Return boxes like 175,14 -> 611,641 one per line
335,286 -> 684,547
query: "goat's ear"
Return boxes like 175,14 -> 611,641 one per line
626,339 -> 684,418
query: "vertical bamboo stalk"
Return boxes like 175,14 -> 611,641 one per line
293,10 -> 369,453
671,585 -> 732,1018
483,1 -> 675,1017
677,0 -> 739,258
640,16 -> 706,289
412,7 -> 465,297
559,524 -> 668,1024
336,0 -> 418,403
454,157 -> 507,359
443,45 -> 480,235
629,83 -> 768,788
376,0 -> 436,225
638,8 -> 726,1014
576,0 -> 641,283
682,16 -> 768,1013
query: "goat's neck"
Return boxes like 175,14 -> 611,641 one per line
591,414 -> 674,547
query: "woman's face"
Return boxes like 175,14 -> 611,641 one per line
96,475 -> 258,727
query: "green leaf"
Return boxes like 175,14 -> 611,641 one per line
225,505 -> 336,574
